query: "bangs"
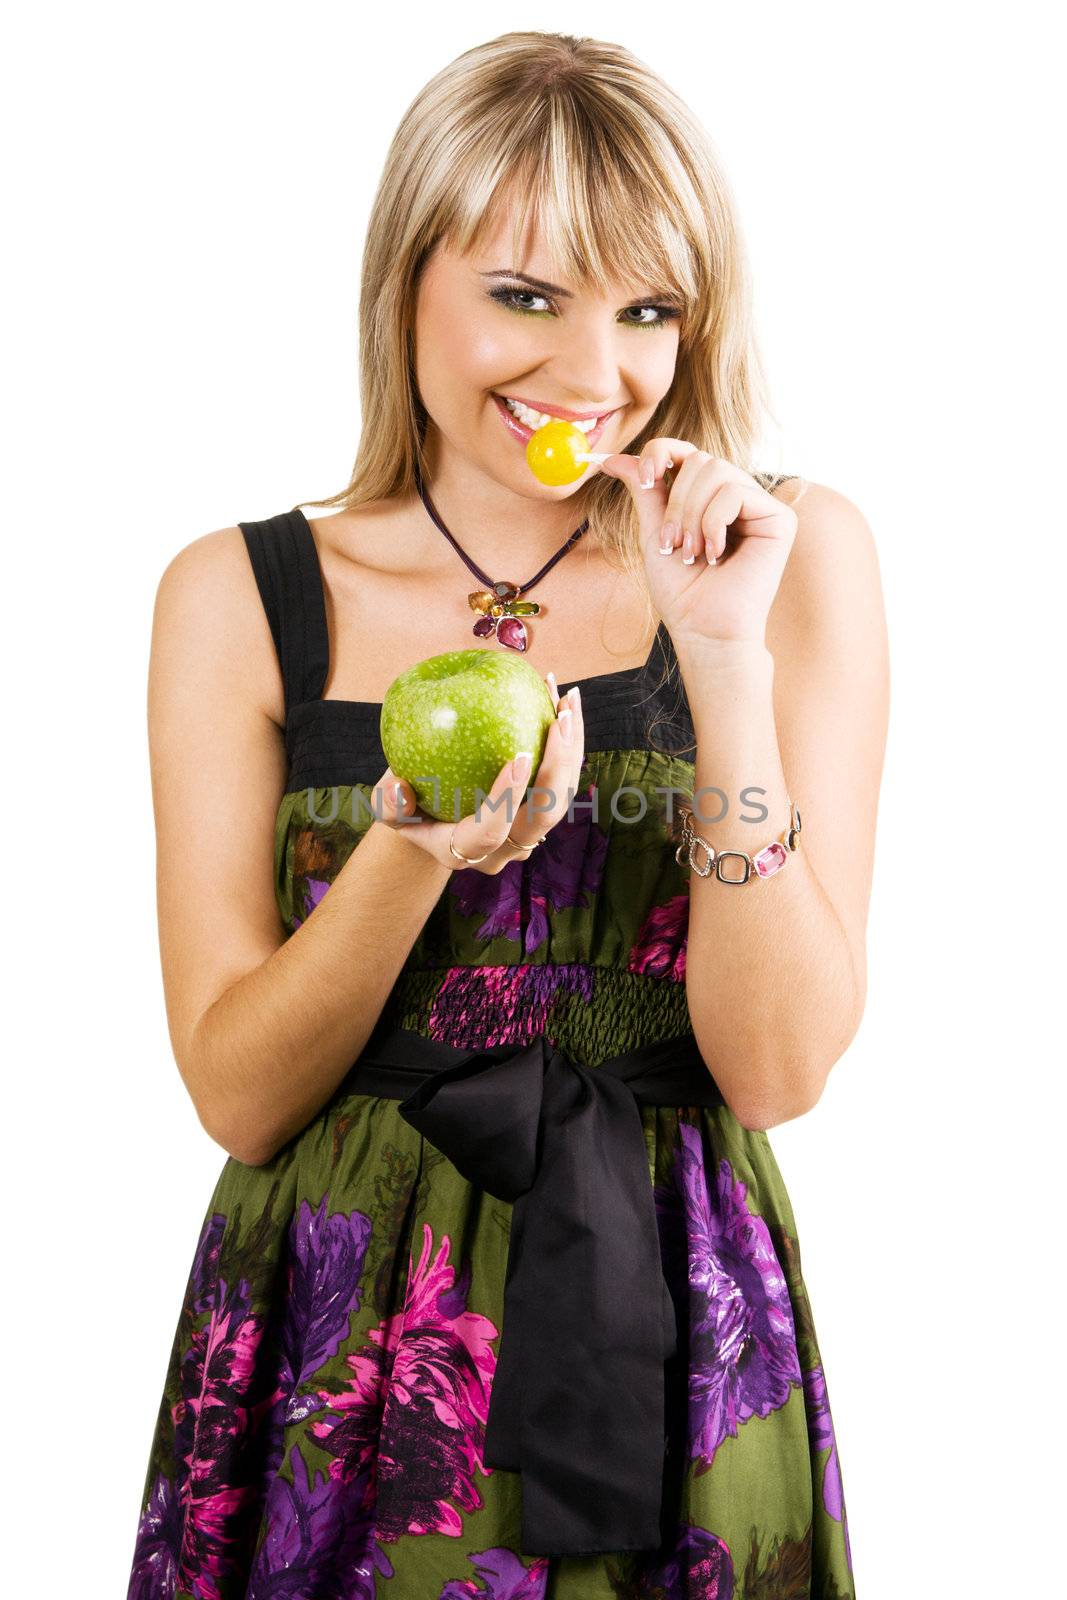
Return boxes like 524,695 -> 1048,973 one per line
438,94 -> 704,322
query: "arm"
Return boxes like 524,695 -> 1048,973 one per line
148,527 -> 453,1167
680,481 -> 889,1130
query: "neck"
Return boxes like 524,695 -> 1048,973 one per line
415,442 -> 596,580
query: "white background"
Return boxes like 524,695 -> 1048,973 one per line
4,2 -> 1063,1593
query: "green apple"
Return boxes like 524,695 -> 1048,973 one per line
380,648 -> 556,823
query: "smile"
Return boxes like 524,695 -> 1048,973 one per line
492,393 -> 618,449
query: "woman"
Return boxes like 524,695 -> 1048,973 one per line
128,30 -> 886,1600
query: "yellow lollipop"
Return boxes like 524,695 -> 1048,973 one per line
525,418 -> 611,486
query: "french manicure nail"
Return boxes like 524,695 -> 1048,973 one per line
558,706 -> 574,743
639,457 -> 655,488
660,520 -> 677,554
511,751 -> 532,781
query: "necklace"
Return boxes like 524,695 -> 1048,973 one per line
414,465 -> 589,653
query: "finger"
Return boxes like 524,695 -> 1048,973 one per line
675,460 -> 736,555
661,450 -> 718,555
676,457 -> 734,564
600,440 -> 703,548
601,438 -> 699,488
455,748 -> 534,857
529,684 -> 584,829
373,768 -> 414,824
565,684 -> 585,773
699,481 -> 748,563
628,439 -> 689,487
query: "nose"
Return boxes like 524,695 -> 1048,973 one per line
545,316 -> 622,412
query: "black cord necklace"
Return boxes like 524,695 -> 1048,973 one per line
414,465 -> 589,654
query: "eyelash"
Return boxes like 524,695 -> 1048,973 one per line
488,285 -> 681,331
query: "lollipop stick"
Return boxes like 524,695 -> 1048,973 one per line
576,451 -> 612,463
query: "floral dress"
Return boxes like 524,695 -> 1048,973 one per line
126,494 -> 857,1600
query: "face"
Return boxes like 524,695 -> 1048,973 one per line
412,201 -> 682,503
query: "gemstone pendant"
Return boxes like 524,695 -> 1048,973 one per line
468,583 -> 541,651
496,616 -> 528,650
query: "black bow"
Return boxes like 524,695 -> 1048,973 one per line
351,1026 -> 722,1557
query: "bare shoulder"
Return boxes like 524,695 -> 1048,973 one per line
771,475 -> 881,557
767,477 -> 886,644
152,524 -> 284,728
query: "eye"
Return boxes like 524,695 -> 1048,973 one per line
619,304 -> 681,331
488,286 -> 553,315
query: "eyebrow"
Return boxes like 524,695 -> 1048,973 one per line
479,268 -> 684,308
480,269 -> 574,297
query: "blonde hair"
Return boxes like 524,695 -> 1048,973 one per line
301,30 -> 798,754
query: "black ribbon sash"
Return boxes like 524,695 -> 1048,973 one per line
345,1023 -> 725,1558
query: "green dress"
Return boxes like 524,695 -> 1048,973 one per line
126,490 -> 857,1600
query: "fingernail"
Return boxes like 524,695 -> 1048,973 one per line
638,457 -> 655,488
568,684 -> 581,709
660,521 -> 677,554
394,782 -> 405,807
511,751 -> 532,781
558,707 -> 574,743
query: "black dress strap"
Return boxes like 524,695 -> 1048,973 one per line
238,509 -> 330,716
753,471 -> 801,492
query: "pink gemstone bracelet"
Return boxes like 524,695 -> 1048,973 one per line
674,802 -> 802,885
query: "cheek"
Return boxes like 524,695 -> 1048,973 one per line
624,330 -> 680,408
419,317 -> 524,400
464,322 -> 537,388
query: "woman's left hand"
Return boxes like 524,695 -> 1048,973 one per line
599,442 -> 798,648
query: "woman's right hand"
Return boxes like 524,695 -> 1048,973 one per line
372,673 -> 584,874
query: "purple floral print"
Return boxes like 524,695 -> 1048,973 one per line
427,961 -> 594,1046
656,1123 -> 801,1467
449,782 -> 608,954
438,1546 -> 551,1599
803,1363 -> 854,1573
803,1364 -> 843,1520
129,1271 -> 275,1597
245,1442 -> 389,1599
309,1222 -> 499,1542
627,892 -> 689,980
292,875 -> 331,929
626,1522 -> 734,1598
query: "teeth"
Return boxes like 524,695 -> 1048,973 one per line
502,396 -> 603,432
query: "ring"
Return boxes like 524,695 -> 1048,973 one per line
506,830 -> 547,854
448,826 -> 490,866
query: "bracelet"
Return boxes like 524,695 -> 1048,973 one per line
674,801 -> 802,884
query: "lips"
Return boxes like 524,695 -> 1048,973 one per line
492,393 -> 616,450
